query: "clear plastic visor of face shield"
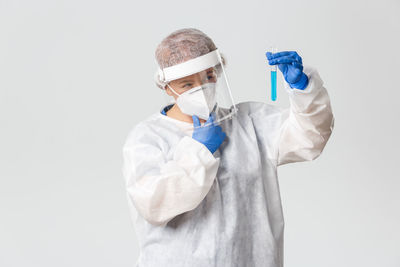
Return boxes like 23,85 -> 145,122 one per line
158,49 -> 237,129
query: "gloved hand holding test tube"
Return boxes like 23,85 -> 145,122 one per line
266,48 -> 309,99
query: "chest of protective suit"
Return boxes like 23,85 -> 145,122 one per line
213,114 -> 273,188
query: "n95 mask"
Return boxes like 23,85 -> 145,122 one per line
168,83 -> 217,120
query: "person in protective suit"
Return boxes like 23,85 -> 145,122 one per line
122,28 -> 334,267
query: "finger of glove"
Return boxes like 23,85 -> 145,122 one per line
283,51 -> 302,63
220,131 -> 226,142
215,126 -> 226,139
266,51 -> 275,60
210,112 -> 217,121
292,52 -> 302,64
266,51 -> 297,60
205,113 -> 215,126
269,56 -> 300,65
278,63 -> 288,74
214,125 -> 223,133
269,55 -> 299,64
291,61 -> 304,71
192,115 -> 201,127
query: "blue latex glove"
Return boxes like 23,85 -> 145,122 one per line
192,113 -> 226,154
266,51 -> 309,90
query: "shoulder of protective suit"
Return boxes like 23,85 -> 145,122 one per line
123,113 -> 164,148
235,101 -> 283,117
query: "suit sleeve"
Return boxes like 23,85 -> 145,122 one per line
122,127 -> 220,226
274,66 -> 335,166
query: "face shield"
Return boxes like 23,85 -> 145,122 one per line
158,49 -> 237,129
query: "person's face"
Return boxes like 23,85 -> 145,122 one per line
165,68 -> 217,99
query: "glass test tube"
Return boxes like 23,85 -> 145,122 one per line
269,46 -> 277,101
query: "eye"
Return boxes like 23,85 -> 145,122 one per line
207,75 -> 217,82
207,71 -> 217,81
182,83 -> 192,89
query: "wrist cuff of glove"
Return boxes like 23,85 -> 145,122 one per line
289,73 -> 309,90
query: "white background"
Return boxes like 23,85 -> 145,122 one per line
1,0 -> 399,266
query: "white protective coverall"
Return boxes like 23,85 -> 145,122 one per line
122,66 -> 334,267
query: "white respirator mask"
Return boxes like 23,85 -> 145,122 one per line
167,83 -> 217,120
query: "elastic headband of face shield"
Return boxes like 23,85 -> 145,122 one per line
157,49 -> 222,83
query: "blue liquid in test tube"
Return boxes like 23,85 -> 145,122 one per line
271,70 -> 277,101
268,46 -> 278,101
